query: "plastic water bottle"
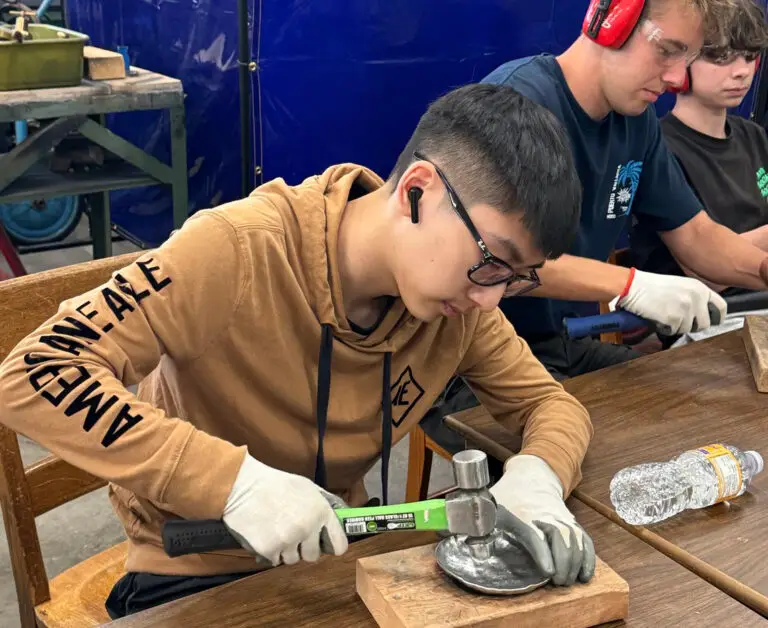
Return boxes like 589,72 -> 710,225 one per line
609,444 -> 764,525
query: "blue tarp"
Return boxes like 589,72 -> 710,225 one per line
65,1 -> 760,246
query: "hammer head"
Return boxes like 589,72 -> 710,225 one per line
444,450 -> 497,538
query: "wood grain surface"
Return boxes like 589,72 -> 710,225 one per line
742,316 -> 768,392
0,68 -> 183,122
571,500 -> 766,627
562,332 -> 768,599
357,544 -> 628,628
26,454 -> 106,517
36,542 -> 128,627
101,495 -> 765,627
84,47 -> 127,81
447,333 -> 768,608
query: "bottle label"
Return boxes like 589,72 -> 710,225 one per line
697,444 -> 743,503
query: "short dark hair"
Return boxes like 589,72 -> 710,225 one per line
388,83 -> 581,259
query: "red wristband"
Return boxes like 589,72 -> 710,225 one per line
618,267 -> 636,301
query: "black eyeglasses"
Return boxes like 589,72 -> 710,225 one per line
413,151 -> 541,297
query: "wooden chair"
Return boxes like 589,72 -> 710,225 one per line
0,251 -> 143,628
405,407 -> 516,503
404,424 -> 453,502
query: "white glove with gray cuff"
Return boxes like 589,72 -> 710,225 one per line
221,454 -> 348,566
489,454 -> 595,586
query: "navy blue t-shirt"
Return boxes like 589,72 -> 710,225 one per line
481,55 -> 702,337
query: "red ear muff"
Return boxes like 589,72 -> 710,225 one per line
582,0 -> 646,49
668,68 -> 691,94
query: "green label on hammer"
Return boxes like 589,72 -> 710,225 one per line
341,513 -> 417,535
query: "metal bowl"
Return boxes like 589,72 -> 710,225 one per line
435,529 -> 550,595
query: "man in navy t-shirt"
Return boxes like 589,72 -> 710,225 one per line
421,0 -> 768,448
483,0 -> 768,376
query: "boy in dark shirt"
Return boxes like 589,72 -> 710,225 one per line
632,0 -> 768,283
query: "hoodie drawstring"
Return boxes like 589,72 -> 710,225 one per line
314,324 -> 334,489
380,352 -> 393,506
314,323 -> 393,507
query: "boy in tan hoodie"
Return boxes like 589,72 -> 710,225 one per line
0,83 -> 594,618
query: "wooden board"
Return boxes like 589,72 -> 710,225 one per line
356,543 -> 628,628
84,46 -> 127,80
742,315 -> 768,392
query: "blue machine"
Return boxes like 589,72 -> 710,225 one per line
63,0 -> 761,247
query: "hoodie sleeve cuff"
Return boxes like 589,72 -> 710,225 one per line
161,427 -> 247,520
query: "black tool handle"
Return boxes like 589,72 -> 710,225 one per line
722,290 -> 768,315
162,519 -> 241,557
644,302 -> 721,335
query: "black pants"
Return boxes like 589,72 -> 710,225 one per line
106,570 -> 258,619
419,334 -> 640,458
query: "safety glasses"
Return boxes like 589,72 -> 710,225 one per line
700,46 -> 760,65
412,151 -> 541,297
641,19 -> 701,68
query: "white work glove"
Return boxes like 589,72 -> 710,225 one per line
222,454 -> 348,566
489,454 -> 595,586
613,268 -> 727,335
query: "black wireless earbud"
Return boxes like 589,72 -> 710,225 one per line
408,187 -> 423,224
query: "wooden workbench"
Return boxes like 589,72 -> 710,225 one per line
102,331 -> 768,626
103,498 -> 764,627
565,331 -> 768,608
0,68 -> 188,258
449,331 -> 768,617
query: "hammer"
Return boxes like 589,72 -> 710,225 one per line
563,290 -> 768,339
161,449 -> 496,559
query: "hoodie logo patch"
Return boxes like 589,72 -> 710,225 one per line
391,366 -> 424,427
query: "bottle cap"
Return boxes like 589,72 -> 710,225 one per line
747,451 -> 764,475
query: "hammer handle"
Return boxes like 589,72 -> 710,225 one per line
564,302 -> 722,339
162,499 -> 449,558
163,519 -> 241,557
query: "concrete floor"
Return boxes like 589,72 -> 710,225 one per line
0,217 -> 454,627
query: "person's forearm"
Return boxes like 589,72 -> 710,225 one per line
662,215 -> 768,290
674,255 -> 728,293
741,225 -> 768,252
529,254 -> 631,301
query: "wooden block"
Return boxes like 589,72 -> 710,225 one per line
83,46 -> 126,81
743,315 -> 768,392
356,543 -> 628,628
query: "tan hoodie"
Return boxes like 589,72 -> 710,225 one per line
0,164 -> 592,576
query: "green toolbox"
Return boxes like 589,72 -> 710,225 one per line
0,23 -> 89,91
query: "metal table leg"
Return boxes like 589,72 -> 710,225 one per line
170,105 -> 189,229
88,191 -> 112,259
